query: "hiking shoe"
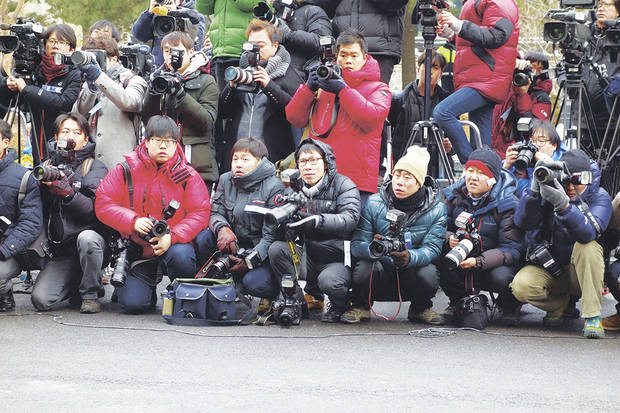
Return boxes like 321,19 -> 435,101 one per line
498,305 -> 522,327
583,316 -> 605,339
257,298 -> 272,315
305,294 -> 324,312
542,299 -> 580,327
80,299 -> 101,314
408,306 -> 445,325
0,290 -> 15,312
602,314 -> 620,331
320,303 -> 343,323
341,307 -> 371,324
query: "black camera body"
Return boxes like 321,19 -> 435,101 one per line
443,211 -> 482,270
272,274 -> 303,326
197,247 -> 261,279
153,8 -> 201,37
316,36 -> 341,80
533,161 -> 593,186
264,191 -> 307,227
0,216 -> 12,237
119,44 -> 153,77
253,0 -> 297,23
0,18 -> 44,78
513,141 -> 538,176
54,50 -> 108,69
151,47 -> 185,94
368,209 -> 408,259
140,200 -> 180,242
224,42 -> 261,93
513,66 -> 533,87
32,139 -> 76,181
527,240 -> 564,278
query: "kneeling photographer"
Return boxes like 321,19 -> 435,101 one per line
346,146 -> 447,325
0,23 -> 81,161
268,140 -> 360,323
440,148 -> 523,326
510,149 -> 613,338
504,120 -> 568,199
95,116 -> 211,314
28,113 -> 109,313
200,138 -> 285,302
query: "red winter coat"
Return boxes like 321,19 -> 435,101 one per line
454,0 -> 519,103
285,56 -> 391,193
492,78 -> 552,158
95,141 -> 211,258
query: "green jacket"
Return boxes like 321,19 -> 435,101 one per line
196,0 -> 262,58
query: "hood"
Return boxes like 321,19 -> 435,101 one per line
0,149 -> 17,172
294,139 -> 338,182
342,55 -> 381,88
444,168 -> 517,215
232,158 -> 276,190
379,175 -> 441,216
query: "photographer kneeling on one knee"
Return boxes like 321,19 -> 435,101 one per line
268,140 -> 360,323
95,115 -> 211,314
346,146 -> 447,325
440,148 -> 523,326
510,149 -> 613,338
30,112 -> 109,313
202,138 -> 285,301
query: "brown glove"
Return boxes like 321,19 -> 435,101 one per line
373,234 -> 384,241
217,227 -> 238,254
389,249 -> 410,268
229,255 -> 249,275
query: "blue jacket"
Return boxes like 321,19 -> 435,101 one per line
514,160 -> 613,266
514,142 -> 568,198
351,177 -> 447,270
0,150 -> 43,259
443,169 -> 522,270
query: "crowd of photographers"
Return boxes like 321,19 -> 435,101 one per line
0,0 -> 619,339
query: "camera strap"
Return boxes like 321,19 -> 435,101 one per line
308,91 -> 339,139
368,262 -> 402,321
578,202 -> 602,237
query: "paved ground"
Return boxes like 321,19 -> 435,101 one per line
2,279 -> 620,412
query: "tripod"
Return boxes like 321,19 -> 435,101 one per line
3,93 -> 44,166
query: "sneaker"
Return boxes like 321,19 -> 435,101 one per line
602,314 -> 620,331
257,298 -> 272,315
80,299 -> 101,314
442,304 -> 457,321
408,306 -> 445,325
542,299 -> 580,328
304,294 -> 324,312
320,303 -> 343,323
341,307 -> 371,324
583,316 -> 605,339
498,305 -> 522,327
0,290 -> 15,312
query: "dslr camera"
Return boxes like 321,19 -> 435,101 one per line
32,139 -> 76,181
253,0 -> 297,24
0,18 -> 44,78
119,44 -> 154,78
533,161 -> 593,186
224,42 -> 261,93
54,50 -> 107,68
513,66 -> 533,87
527,240 -> 563,278
272,274 -> 303,326
140,199 -> 180,242
150,48 -> 185,94
264,191 -> 307,227
316,36 -> 341,81
368,209 -> 409,259
153,7 -> 202,38
197,247 -> 262,279
108,237 -> 143,288
443,211 -> 482,270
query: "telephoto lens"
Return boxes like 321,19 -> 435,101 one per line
110,248 -> 130,288
224,66 -> 255,85
443,238 -> 476,270
33,165 -> 62,182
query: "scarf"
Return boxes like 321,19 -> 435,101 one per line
41,54 -> 67,82
389,185 -> 426,212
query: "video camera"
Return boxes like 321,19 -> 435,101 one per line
253,0 -> 297,25
54,50 -> 107,68
368,209 -> 408,259
119,44 -> 154,77
443,211 -> 481,270
140,199 -> 180,242
32,139 -> 76,181
0,18 -> 44,78
153,7 -> 201,38
533,161 -> 593,186
224,42 -> 261,93
412,0 -> 449,45
272,274 -> 303,326
316,36 -> 341,81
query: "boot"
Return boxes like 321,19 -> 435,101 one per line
0,290 -> 15,312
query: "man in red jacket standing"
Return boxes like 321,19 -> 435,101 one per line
286,29 -> 391,205
95,115 -> 211,313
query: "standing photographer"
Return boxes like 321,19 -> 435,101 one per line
439,148 -> 523,325
95,115 -> 211,314
201,138 -> 285,300
510,149 -> 613,338
27,113 -> 109,313
268,140 -> 360,323
74,37 -> 148,170
432,0 -> 519,163
219,19 -> 304,170
0,24 -> 81,161
602,191 -> 620,330
0,120 -> 43,313
345,146 -> 447,324
143,31 -> 219,187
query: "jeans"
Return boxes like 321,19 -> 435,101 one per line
0,257 -> 24,295
433,86 -> 493,163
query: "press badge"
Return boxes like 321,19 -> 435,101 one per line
184,144 -> 191,163
42,85 -> 62,94
244,201 -> 270,215
88,101 -> 103,116
344,240 -> 351,268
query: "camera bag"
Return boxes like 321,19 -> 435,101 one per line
455,294 -> 490,330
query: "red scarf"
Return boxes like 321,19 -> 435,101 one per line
40,54 -> 67,82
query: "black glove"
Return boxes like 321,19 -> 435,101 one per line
389,249 -> 410,268
287,210 -> 321,232
306,69 -> 320,92
317,72 -> 346,95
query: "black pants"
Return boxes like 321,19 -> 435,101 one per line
605,261 -> 620,314
439,264 -> 519,310
373,55 -> 399,85
351,259 -> 439,312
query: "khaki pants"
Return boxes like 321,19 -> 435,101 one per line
510,241 -> 604,318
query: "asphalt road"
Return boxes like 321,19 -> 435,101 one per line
2,279 -> 620,412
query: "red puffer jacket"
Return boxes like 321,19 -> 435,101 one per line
95,140 -> 211,258
285,56 -> 391,193
454,0 -> 519,103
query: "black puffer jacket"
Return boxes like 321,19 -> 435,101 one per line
328,0 -> 409,59
0,150 -> 43,259
209,159 -> 286,262
43,141 -> 108,253
290,139 -> 361,262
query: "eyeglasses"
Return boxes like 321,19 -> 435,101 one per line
150,137 -> 176,147
298,157 -> 322,167
48,38 -> 70,47
531,136 -> 550,145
